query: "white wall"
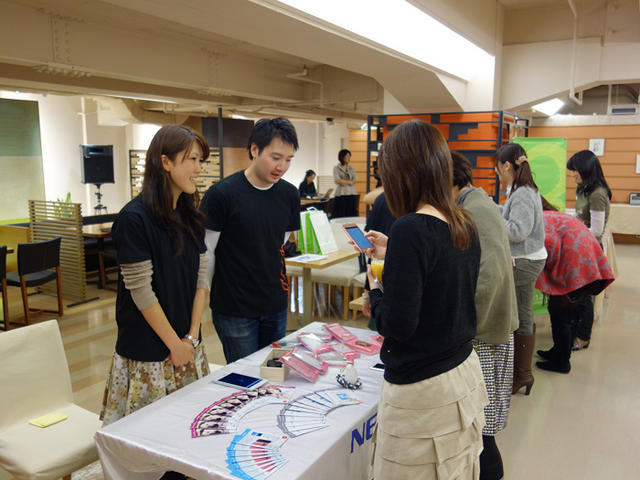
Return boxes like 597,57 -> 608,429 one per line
282,120 -> 319,188
0,91 -> 134,216
281,120 -> 350,191
1,91 -> 342,217
318,123 -> 350,175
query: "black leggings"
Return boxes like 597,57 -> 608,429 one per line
480,435 -> 503,480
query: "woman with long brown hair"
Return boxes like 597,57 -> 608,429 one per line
495,143 -> 546,396
366,120 -> 487,479
101,125 -> 211,432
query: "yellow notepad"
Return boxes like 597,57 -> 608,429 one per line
29,412 -> 68,428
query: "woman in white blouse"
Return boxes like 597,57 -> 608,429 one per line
332,149 -> 359,218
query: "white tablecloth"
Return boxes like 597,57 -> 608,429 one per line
607,204 -> 640,235
95,322 -> 382,480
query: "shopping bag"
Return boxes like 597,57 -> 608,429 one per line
299,209 -> 337,254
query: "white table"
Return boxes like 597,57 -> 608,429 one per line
607,204 -> 640,236
95,322 -> 382,480
285,250 -> 359,325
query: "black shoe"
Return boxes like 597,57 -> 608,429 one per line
537,348 -> 555,360
536,360 -> 570,374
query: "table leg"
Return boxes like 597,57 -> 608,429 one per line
302,267 -> 312,325
96,237 -> 105,289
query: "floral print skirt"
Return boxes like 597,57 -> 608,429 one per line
100,344 -> 210,426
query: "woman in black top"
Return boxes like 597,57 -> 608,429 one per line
367,120 -> 487,480
101,125 -> 211,428
299,169 -> 317,197
566,150 -> 612,350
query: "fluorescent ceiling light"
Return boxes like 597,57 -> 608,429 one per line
91,92 -> 177,104
531,98 -> 564,116
231,114 -> 249,120
277,0 -> 493,80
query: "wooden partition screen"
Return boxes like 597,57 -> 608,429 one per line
28,200 -> 87,302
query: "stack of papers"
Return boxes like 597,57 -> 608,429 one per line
287,254 -> 328,263
277,389 -> 361,437
226,429 -> 289,480
29,412 -> 68,428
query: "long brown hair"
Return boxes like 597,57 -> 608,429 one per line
378,120 -> 475,250
141,125 -> 209,254
495,143 -> 538,194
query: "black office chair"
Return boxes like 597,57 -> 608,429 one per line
6,238 -> 63,325
0,246 -> 8,330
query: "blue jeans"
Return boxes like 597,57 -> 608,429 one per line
212,309 -> 287,363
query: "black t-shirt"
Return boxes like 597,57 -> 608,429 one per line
299,180 -> 317,197
365,193 -> 395,236
112,196 -> 205,361
201,171 -> 300,318
370,213 -> 480,384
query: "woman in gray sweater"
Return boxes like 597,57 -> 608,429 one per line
495,143 -> 546,396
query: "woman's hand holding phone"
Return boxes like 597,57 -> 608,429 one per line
364,230 -> 388,259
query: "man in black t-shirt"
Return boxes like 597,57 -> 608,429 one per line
201,118 -> 300,363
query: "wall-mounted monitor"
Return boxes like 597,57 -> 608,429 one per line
81,145 -> 114,184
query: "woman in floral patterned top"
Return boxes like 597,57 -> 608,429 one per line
535,197 -> 614,373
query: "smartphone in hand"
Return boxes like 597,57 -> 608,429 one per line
342,224 -> 373,251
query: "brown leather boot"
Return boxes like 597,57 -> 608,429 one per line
512,324 -> 536,395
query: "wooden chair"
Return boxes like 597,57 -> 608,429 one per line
6,238 -> 63,325
98,248 -> 118,291
0,245 -> 9,330
0,320 -> 101,479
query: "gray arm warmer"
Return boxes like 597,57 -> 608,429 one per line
197,253 -> 209,291
120,260 -> 158,311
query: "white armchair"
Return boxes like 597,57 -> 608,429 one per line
0,320 -> 102,480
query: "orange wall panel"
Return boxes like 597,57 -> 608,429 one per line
530,124 -> 640,208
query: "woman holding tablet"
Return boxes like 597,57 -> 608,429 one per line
367,120 -> 487,479
101,125 -> 211,430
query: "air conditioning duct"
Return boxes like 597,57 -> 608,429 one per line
608,104 -> 639,115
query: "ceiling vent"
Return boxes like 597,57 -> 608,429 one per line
608,104 -> 639,115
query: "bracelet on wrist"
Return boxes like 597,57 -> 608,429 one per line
184,334 -> 200,348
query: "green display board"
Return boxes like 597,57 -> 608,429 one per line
513,137 -> 567,317
513,137 -> 567,211
0,99 -> 45,221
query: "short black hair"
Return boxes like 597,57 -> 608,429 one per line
338,149 -> 351,165
450,150 -> 474,189
305,169 -> 316,178
247,117 -> 299,159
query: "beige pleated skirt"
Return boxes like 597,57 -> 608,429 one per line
373,350 -> 488,480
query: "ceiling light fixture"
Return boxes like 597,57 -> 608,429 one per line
276,0 -> 493,80
90,93 -> 178,104
531,98 -> 564,116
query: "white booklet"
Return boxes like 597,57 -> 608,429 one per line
287,253 -> 328,263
